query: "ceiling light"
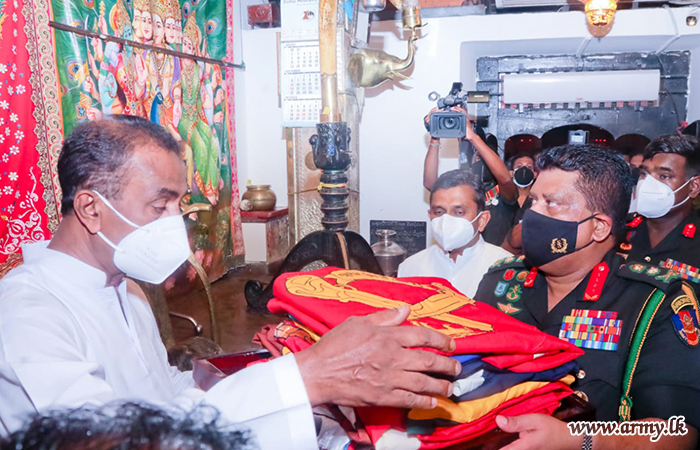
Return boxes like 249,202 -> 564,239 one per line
584,0 -> 617,27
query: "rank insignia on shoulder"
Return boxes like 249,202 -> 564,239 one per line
494,281 -> 508,297
497,302 -> 522,315
671,284 -> 700,347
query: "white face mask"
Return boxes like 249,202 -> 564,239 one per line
93,191 -> 190,284
635,175 -> 694,219
431,213 -> 481,252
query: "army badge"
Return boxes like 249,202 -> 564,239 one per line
655,269 -> 681,284
646,267 -> 661,276
516,271 -> 528,282
629,264 -> 646,273
551,238 -> 568,254
504,256 -> 516,264
619,243 -> 632,252
494,281 -> 508,297
504,269 -> 516,281
490,258 -> 505,269
671,294 -> 700,347
497,302 -> 522,315
506,285 -> 522,302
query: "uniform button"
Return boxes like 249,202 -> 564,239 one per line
644,256 -> 651,262
576,369 -> 586,380
574,390 -> 589,402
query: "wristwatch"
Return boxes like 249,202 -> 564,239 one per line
582,434 -> 593,450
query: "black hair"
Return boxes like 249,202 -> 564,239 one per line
536,145 -> 634,239
643,134 -> 700,178
0,402 -> 255,450
506,153 -> 536,171
430,169 -> 485,212
58,115 -> 182,215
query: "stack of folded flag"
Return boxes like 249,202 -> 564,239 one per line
255,267 -> 583,449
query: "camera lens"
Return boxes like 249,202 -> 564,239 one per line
442,117 -> 456,129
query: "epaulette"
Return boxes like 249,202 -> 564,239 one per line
617,262 -> 682,293
488,255 -> 526,273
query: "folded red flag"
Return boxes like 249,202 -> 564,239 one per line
268,268 -> 583,372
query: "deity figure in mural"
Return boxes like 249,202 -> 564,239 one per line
143,0 -> 176,123
209,65 -> 226,148
131,0 -> 143,42
131,0 -> 152,117
164,0 -> 182,50
68,62 -> 103,122
155,0 -> 183,140
104,0 -> 146,116
179,12 -> 221,205
86,9 -> 121,116
140,0 -> 153,43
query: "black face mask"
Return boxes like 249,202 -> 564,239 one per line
513,167 -> 535,188
521,209 -> 596,267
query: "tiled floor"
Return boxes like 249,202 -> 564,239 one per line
168,264 -> 284,353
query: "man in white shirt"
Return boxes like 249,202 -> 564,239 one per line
398,170 -> 512,297
0,116 -> 461,448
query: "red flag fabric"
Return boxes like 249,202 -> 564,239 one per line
265,268 -> 581,449
268,267 -> 583,372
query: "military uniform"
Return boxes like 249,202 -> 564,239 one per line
475,250 -> 700,429
618,212 -> 700,284
482,185 -> 519,246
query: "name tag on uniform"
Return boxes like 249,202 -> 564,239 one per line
559,309 -> 622,351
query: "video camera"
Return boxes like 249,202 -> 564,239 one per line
426,82 -> 470,139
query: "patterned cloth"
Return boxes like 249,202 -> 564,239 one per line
0,0 -> 244,289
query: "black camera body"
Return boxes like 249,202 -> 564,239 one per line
427,82 -> 469,139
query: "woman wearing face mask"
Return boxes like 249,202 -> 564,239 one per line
618,135 -> 700,274
398,170 -> 512,298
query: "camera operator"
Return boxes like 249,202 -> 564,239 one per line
423,105 -> 520,247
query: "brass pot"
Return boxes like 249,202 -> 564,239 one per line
241,185 -> 277,211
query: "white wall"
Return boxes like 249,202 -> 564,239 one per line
232,5 -> 700,249
234,16 -> 288,208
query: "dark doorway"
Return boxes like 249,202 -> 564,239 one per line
504,134 -> 541,160
612,134 -> 650,159
541,124 -> 614,149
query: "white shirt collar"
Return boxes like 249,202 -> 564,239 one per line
436,235 -> 486,267
21,240 -> 112,290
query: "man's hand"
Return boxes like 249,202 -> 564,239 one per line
296,305 -> 460,410
496,414 -> 581,450
451,105 -> 475,142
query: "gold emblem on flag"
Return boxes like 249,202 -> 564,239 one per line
285,270 -> 494,338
